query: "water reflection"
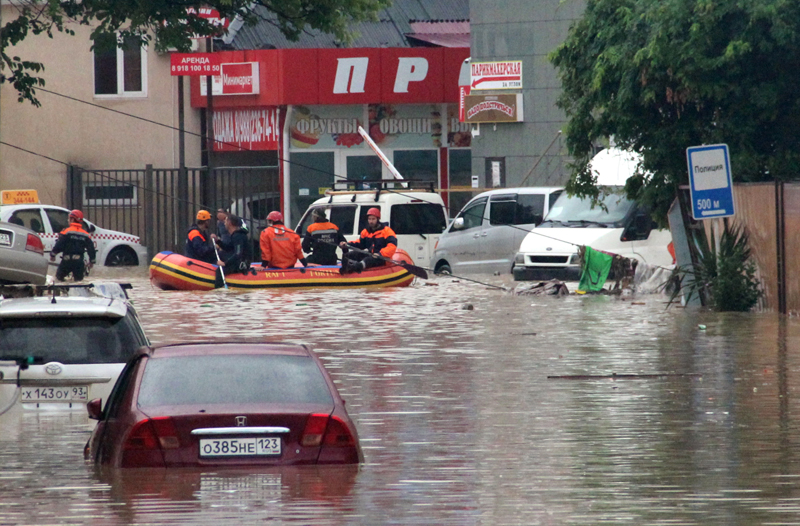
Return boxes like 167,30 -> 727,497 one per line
2,268 -> 800,524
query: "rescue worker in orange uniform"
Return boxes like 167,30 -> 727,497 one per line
50,209 -> 96,281
185,210 -> 216,264
302,208 -> 347,266
260,211 -> 308,270
339,207 -> 397,273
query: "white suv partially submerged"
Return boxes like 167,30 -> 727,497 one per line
295,180 -> 448,266
0,283 -> 149,413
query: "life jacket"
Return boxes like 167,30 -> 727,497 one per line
53,222 -> 96,262
260,224 -> 304,268
185,224 -> 215,263
353,223 -> 398,258
303,221 -> 343,264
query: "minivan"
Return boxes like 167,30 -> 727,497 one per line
430,187 -> 563,275
295,180 -> 448,266
512,148 -> 674,281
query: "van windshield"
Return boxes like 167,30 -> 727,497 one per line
542,190 -> 635,227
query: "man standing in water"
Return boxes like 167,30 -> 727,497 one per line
50,209 -> 96,281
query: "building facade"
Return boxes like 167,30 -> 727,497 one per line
468,0 -> 586,189
0,5 -> 201,204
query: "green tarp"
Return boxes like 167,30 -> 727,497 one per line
577,246 -> 614,293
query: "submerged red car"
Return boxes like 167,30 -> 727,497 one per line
85,342 -> 363,468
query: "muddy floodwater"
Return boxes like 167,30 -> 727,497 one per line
3,267 -> 800,525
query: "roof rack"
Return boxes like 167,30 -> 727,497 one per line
0,282 -> 132,300
324,180 -> 436,202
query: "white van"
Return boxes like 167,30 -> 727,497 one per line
431,187 -> 563,275
295,181 -> 448,265
512,149 -> 674,281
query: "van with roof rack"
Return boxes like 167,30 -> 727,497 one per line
294,180 -> 448,266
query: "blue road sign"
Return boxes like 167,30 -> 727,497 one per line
686,144 -> 735,220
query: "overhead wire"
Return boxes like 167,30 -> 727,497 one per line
3,86 -> 670,279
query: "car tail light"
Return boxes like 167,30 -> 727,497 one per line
301,414 -> 356,448
301,414 -> 329,447
124,417 -> 179,450
25,234 -> 44,255
322,416 -> 356,447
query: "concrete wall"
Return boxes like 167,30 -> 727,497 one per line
0,6 -> 202,207
468,0 -> 586,188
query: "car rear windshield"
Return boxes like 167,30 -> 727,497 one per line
390,204 -> 447,234
0,315 -> 145,364
137,354 -> 334,407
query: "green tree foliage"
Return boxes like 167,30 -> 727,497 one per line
1,0 -> 388,106
550,0 -> 800,223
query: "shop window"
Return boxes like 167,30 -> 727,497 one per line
393,150 -> 438,183
346,156 -> 382,181
448,149 -> 473,217
94,34 -> 146,97
289,152 -> 335,228
84,184 -> 137,206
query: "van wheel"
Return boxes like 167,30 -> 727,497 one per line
435,263 -> 452,275
105,246 -> 139,267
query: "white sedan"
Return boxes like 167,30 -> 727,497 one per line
0,204 -> 148,267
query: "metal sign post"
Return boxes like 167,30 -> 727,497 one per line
686,144 -> 735,220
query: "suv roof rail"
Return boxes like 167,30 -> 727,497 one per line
0,282 -> 131,300
324,179 -> 436,196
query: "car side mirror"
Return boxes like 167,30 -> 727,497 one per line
452,217 -> 465,230
84,222 -> 96,234
87,398 -> 103,420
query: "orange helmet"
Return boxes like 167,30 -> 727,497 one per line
367,207 -> 381,219
69,209 -> 84,222
196,210 -> 212,221
267,211 -> 283,222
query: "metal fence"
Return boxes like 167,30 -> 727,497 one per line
67,164 -> 279,258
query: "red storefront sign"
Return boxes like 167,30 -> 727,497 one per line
191,47 -> 469,108
170,53 -> 220,76
213,107 -> 279,151
219,63 -> 259,95
200,63 -> 260,95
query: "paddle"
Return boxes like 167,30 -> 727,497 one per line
212,242 -> 228,289
309,238 -> 427,279
341,246 -> 428,279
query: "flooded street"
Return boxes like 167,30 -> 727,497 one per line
3,267 -> 800,525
